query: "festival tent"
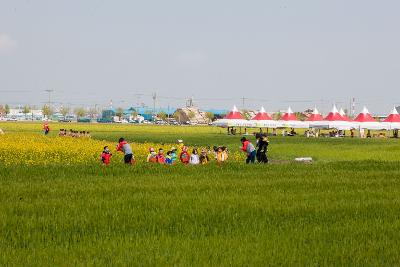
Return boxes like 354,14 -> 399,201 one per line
307,107 -> 324,122
213,105 -> 252,127
278,107 -> 307,128
249,107 -> 278,128
310,104 -> 354,130
339,108 -> 352,122
383,107 -> 400,130
353,106 -> 386,130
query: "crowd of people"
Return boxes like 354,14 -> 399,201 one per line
58,129 -> 91,138
101,134 -> 269,166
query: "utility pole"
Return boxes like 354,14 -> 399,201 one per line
241,97 -> 246,110
152,92 -> 157,114
44,89 -> 54,118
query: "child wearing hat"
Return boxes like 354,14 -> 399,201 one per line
147,147 -> 158,163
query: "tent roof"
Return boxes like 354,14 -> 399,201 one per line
280,107 -> 298,121
307,107 -> 323,121
354,106 -> 376,122
252,107 -> 273,121
324,105 -> 345,121
384,107 -> 400,123
339,108 -> 352,121
224,105 -> 245,120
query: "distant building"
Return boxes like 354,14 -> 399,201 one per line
174,106 -> 209,124
7,108 -> 43,121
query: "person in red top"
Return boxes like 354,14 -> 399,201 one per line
100,146 -> 112,165
43,122 -> 50,135
179,146 -> 190,165
156,148 -> 166,164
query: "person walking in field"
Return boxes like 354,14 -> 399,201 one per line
116,137 -> 134,164
43,122 -> 50,135
241,137 -> 256,164
256,133 -> 269,164
179,146 -> 190,165
100,146 -> 112,165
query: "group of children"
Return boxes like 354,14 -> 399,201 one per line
145,146 -> 225,165
58,129 -> 91,138
100,134 -> 269,166
100,138 -> 229,166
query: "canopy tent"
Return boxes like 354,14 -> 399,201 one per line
383,107 -> 400,130
353,106 -> 386,130
278,107 -> 307,128
212,105 -> 252,127
307,107 -> 324,122
310,104 -> 354,130
339,108 -> 352,122
249,107 -> 277,128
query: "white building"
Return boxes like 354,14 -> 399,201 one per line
6,108 -> 44,121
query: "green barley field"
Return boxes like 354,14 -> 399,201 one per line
1,122 -> 400,266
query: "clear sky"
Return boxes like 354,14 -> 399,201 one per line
0,0 -> 399,114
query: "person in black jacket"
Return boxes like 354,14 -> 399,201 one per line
256,133 -> 269,163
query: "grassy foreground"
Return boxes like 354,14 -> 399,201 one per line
0,122 -> 400,266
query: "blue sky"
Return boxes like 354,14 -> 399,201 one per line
0,0 -> 399,114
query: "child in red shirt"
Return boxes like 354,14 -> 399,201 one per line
100,146 -> 112,165
179,146 -> 190,165
156,148 -> 166,164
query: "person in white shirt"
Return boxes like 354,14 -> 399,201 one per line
189,148 -> 200,165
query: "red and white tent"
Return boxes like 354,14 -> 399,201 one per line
339,108 -> 352,122
310,104 -> 354,130
249,107 -> 277,128
213,105 -> 252,127
278,107 -> 307,128
354,106 -> 386,130
383,107 -> 400,130
307,107 -> 324,122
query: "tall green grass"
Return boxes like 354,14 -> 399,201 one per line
1,162 -> 400,266
1,123 -> 400,266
